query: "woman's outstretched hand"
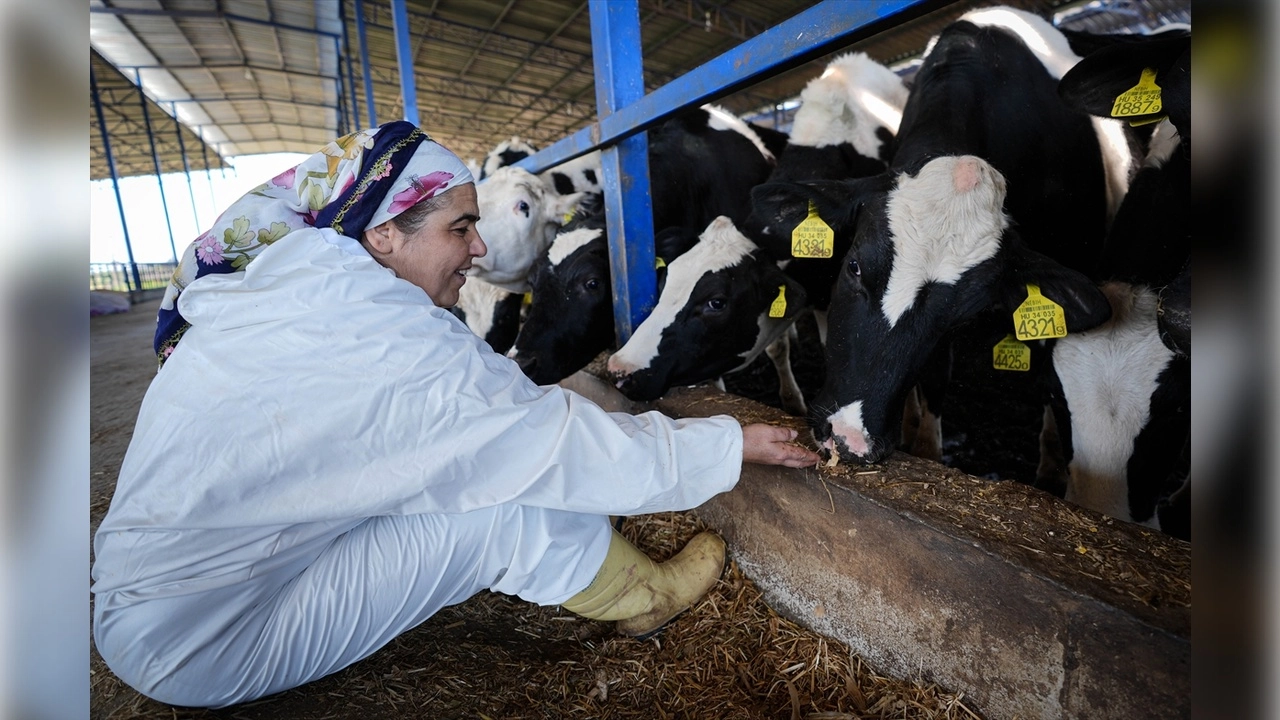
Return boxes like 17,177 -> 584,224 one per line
741,423 -> 821,468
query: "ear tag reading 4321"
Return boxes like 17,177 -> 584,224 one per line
769,285 -> 787,318
1013,284 -> 1067,341
791,201 -> 834,258
1110,67 -> 1162,118
992,334 -> 1031,372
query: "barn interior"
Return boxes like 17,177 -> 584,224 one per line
90,1 -> 1193,718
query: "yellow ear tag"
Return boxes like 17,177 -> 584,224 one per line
562,211 -> 575,223
768,285 -> 787,318
655,256 -> 666,270
1013,283 -> 1068,341
522,292 -> 533,305
790,200 -> 834,258
1110,67 -> 1162,118
992,334 -> 1031,372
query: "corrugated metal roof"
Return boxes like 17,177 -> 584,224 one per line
89,0 -> 1189,181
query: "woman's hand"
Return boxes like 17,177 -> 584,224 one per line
741,423 -> 820,468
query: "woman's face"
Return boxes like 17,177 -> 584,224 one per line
364,183 -> 486,308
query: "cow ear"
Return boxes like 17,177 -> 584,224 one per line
549,191 -> 588,223
1001,243 -> 1112,333
749,174 -> 889,242
1058,33 -> 1190,132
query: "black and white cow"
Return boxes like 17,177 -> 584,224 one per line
753,7 -> 1128,466
510,218 -> 699,385
451,277 -> 525,355
479,137 -> 538,180
505,105 -> 783,384
1044,28 -> 1191,538
606,216 -> 810,414
600,54 -> 908,417
473,166 -> 586,293
744,51 -> 910,323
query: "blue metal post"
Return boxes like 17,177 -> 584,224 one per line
91,66 -> 143,294
340,0 -> 362,131
355,0 -> 378,127
389,0 -> 419,125
135,69 -> 179,263
170,102 -> 203,229
589,0 -> 656,345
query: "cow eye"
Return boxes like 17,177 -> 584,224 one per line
583,278 -> 600,291
517,200 -> 530,217
847,257 -> 861,277
705,297 -> 727,313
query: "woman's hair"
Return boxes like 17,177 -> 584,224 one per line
391,192 -> 449,234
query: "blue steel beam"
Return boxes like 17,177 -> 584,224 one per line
340,0 -> 362,131
89,6 -> 340,39
389,0 -> 419,125
355,0 -> 378,127
170,102 -> 203,229
136,70 -> 179,263
91,66 -> 143,294
589,0 -> 655,344
516,0 -> 931,174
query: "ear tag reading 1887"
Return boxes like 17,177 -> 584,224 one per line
1013,284 -> 1068,341
791,201 -> 834,258
769,285 -> 787,318
1110,67 -> 1162,118
993,334 -> 1031,372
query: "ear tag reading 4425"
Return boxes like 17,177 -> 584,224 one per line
1110,67 -> 1162,118
791,201 -> 834,258
992,334 -> 1031,372
769,285 -> 788,318
1013,284 -> 1068,341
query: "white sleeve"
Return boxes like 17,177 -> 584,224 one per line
109,291 -> 742,530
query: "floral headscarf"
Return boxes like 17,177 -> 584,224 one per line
155,121 -> 474,366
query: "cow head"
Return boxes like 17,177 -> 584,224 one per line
473,166 -> 585,293
607,216 -> 807,401
774,155 -> 1111,464
511,221 -> 699,385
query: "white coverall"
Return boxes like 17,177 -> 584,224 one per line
91,228 -> 744,708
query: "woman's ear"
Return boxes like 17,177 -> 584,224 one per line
362,220 -> 397,255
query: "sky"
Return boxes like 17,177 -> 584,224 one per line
90,152 -> 309,265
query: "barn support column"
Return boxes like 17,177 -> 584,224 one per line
91,65 -> 143,297
340,0 -> 362,132
198,128 -> 219,209
170,102 -> 203,230
355,0 -> 378,127
388,0 -> 419,125
134,69 -> 179,264
589,0 -> 657,344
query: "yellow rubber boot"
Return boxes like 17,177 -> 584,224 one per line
562,528 -> 727,638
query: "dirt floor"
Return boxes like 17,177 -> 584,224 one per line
90,299 -> 982,720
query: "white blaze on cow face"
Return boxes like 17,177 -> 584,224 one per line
827,400 -> 872,458
1054,283 -> 1174,525
788,52 -> 909,159
607,216 -> 754,376
474,166 -> 583,293
880,156 -> 1009,328
703,104 -> 774,163
547,226 -> 604,268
